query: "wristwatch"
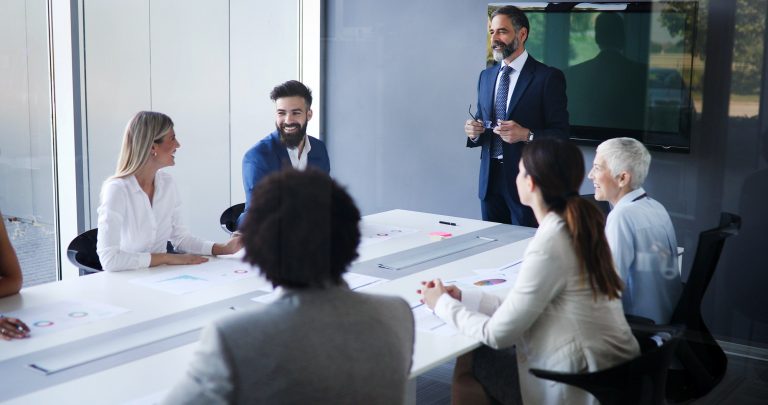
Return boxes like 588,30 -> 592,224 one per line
527,130 -> 535,143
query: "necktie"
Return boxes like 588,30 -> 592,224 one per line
492,65 -> 513,158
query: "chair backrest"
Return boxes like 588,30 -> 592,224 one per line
666,212 -> 740,401
581,193 -> 611,218
66,228 -> 103,276
219,203 -> 245,234
529,326 -> 684,405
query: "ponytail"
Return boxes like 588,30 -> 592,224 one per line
562,196 -> 623,300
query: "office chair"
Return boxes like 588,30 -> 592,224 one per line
67,228 -> 103,276
581,193 -> 611,217
529,325 -> 684,405
219,203 -> 245,234
67,229 -> 180,276
663,212 -> 740,402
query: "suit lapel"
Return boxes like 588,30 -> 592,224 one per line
506,58 -> 535,118
270,131 -> 291,167
484,64 -> 502,120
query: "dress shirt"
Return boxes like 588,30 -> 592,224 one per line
606,187 -> 682,324
435,212 -> 639,404
472,51 -> 530,152
96,171 -> 214,271
494,50 -> 528,116
286,134 -> 312,171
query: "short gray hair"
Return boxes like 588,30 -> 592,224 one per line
596,137 -> 651,190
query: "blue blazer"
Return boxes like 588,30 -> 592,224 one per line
467,56 -> 569,201
239,130 -> 330,226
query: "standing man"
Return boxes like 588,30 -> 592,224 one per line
239,80 -> 330,226
465,5 -> 569,227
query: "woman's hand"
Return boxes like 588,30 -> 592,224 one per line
417,279 -> 462,310
212,235 -> 243,256
165,253 -> 209,265
0,316 -> 30,340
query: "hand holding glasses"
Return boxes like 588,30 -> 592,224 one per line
468,104 -> 494,129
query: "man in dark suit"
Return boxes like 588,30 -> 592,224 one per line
239,80 -> 330,226
465,5 -> 569,227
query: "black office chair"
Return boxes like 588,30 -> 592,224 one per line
581,193 -> 611,217
67,229 -> 103,276
219,203 -> 245,234
529,325 -> 684,405
67,229 -> 180,276
663,212 -> 740,402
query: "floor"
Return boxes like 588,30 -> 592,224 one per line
3,215 -> 57,287
416,345 -> 768,404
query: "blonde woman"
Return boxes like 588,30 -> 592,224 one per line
97,111 -> 241,271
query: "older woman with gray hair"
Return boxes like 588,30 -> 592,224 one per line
588,137 -> 681,323
96,111 -> 241,272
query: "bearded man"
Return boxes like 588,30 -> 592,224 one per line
239,80 -> 330,227
464,5 -> 569,227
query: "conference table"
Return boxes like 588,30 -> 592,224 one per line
0,210 -> 534,404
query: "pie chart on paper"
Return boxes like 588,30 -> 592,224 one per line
474,278 -> 507,287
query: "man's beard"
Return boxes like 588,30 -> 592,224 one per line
277,122 -> 307,148
492,37 -> 519,62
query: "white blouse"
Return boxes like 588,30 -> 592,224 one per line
96,171 -> 213,271
435,212 -> 639,405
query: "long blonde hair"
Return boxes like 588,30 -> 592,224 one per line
113,111 -> 174,178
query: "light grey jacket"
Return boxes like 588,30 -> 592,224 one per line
164,285 -> 415,405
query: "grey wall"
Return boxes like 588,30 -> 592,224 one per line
324,0 -> 768,346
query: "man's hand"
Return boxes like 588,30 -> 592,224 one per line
493,120 -> 529,143
465,119 -> 484,141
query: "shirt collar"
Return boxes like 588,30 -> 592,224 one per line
614,187 -> 647,209
502,49 -> 528,73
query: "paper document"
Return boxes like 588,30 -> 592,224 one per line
131,261 -> 256,295
4,300 -> 130,337
411,302 -> 457,337
359,222 -> 418,247
343,272 -> 387,291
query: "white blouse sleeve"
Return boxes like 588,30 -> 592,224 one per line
96,181 -> 152,271
434,243 -> 567,349
167,177 -> 214,255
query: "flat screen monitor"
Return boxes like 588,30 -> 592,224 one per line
490,2 -> 698,152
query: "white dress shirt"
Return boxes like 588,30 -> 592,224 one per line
96,171 -> 214,271
435,212 -> 639,404
286,134 -> 312,171
606,187 -> 682,324
494,50 -> 529,113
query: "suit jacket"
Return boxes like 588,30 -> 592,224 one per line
467,56 -> 569,201
239,130 -> 330,225
435,212 -> 639,404
164,285 -> 415,405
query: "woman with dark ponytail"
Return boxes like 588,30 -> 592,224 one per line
421,138 -> 639,404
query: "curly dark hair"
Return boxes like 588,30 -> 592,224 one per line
240,169 -> 361,288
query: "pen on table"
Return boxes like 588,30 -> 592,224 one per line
438,220 -> 457,226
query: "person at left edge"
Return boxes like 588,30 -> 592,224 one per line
465,5 -> 569,227
237,80 -> 330,227
96,111 -> 242,272
0,210 -> 30,340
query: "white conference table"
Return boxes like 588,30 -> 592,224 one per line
0,210 -> 532,404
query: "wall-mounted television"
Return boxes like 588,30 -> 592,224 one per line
490,2 -> 698,152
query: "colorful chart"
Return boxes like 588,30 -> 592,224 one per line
473,278 -> 507,287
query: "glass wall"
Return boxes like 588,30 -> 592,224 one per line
0,0 -> 57,286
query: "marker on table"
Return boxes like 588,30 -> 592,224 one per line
439,220 -> 457,226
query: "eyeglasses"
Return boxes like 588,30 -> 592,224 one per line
468,104 -> 494,129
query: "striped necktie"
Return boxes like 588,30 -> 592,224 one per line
492,65 -> 513,158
